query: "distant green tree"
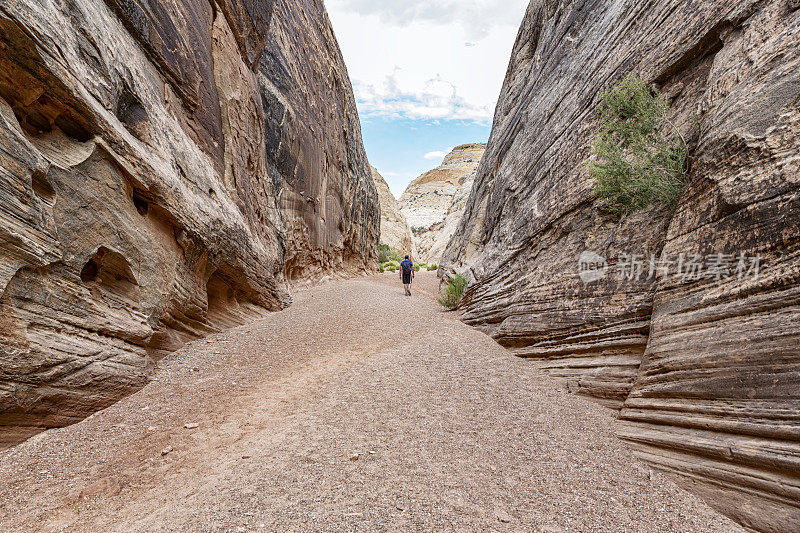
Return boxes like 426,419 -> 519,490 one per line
588,74 -> 688,214
378,244 -> 392,264
379,244 -> 405,266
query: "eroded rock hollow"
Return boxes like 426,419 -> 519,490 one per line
0,0 -> 378,447
441,1 -> 800,530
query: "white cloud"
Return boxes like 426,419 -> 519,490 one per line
354,74 -> 493,123
326,0 -> 529,123
329,0 -> 528,40
424,151 -> 448,160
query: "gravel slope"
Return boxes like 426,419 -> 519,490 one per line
0,272 -> 740,532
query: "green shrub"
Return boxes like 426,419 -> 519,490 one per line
378,244 -> 404,263
428,263 -> 439,271
379,244 -> 391,264
379,260 -> 402,272
379,264 -> 385,273
438,274 -> 468,310
379,244 -> 406,264
588,73 -> 688,214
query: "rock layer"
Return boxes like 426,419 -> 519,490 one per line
400,144 -> 485,262
442,1 -> 800,531
0,0 -> 377,447
371,167 -> 413,255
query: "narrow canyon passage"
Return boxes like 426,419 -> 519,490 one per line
0,273 -> 738,532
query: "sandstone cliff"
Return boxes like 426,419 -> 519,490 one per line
260,0 -> 379,281
441,1 -> 800,531
371,167 -> 414,255
399,144 -> 484,262
0,0 -> 377,447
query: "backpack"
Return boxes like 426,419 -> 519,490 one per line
401,260 -> 413,275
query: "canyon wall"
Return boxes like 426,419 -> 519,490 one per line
441,0 -> 800,530
400,144 -> 485,262
372,167 -> 414,255
260,0 -> 379,281
0,0 -> 377,447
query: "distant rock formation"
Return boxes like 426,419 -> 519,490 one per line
371,167 -> 414,256
423,168 -> 478,265
441,1 -> 800,531
399,144 -> 485,262
0,0 -> 378,447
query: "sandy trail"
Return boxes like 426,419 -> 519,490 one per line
0,272 -> 739,532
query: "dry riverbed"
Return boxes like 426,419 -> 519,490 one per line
0,272 -> 740,532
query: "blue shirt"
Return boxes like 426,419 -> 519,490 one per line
400,260 -> 414,273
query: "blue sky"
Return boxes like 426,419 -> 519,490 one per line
326,0 -> 530,198
360,117 -> 492,197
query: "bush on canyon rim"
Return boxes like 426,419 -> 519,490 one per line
438,274 -> 468,310
589,74 -> 687,214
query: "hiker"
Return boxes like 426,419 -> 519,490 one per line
400,255 -> 414,296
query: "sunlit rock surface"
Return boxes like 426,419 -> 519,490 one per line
0,0 -> 377,447
371,167 -> 413,256
400,144 -> 484,262
441,1 -> 800,530
423,168 -> 479,265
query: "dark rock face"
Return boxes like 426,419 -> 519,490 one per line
0,0 -> 376,447
102,0 -> 225,167
442,1 -> 800,530
259,0 -> 379,282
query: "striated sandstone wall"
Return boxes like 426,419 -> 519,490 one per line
371,167 -> 414,255
400,144 -> 484,262
441,1 -> 800,530
259,0 -> 379,282
0,0 -> 377,447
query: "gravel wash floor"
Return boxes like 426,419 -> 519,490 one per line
0,272 -> 740,532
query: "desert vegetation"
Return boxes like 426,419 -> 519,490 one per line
378,244 -> 437,272
588,74 -> 688,214
438,274 -> 468,310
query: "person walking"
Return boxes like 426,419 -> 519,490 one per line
400,255 -> 414,296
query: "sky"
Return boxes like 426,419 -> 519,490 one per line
325,0 -> 530,198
